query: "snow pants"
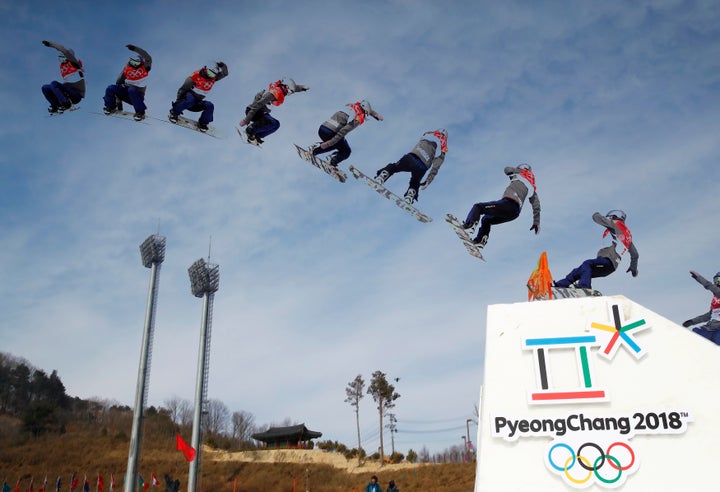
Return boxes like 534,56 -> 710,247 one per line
377,153 -> 427,199
42,81 -> 83,110
464,197 -> 520,244
692,326 -> 720,346
554,256 -> 615,289
104,84 -> 147,114
172,93 -> 214,125
245,109 -> 280,138
314,125 -> 351,165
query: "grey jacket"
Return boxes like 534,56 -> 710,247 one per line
410,138 -> 446,186
503,166 -> 541,228
592,212 -> 639,273
176,62 -> 229,101
45,41 -> 86,97
685,271 -> 720,330
321,106 -> 381,147
244,82 -> 309,121
115,45 -> 152,94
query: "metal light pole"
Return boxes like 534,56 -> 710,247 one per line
124,235 -> 166,492
187,258 -> 220,492
466,419 -> 472,452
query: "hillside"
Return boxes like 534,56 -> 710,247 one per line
0,418 -> 476,492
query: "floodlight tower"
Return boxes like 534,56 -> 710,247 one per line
187,258 -> 220,492
124,234 -> 166,492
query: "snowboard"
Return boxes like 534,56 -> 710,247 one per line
445,214 -> 485,261
527,284 -> 602,300
236,127 -> 261,147
348,165 -> 432,223
48,105 -> 81,117
163,114 -> 222,138
93,110 -> 150,125
294,144 -> 347,183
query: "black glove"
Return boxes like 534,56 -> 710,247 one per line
217,61 -> 227,68
530,224 -> 539,234
126,44 -> 136,50
682,320 -> 693,328
627,267 -> 638,277
690,270 -> 699,280
311,145 -> 322,155
42,40 -> 51,46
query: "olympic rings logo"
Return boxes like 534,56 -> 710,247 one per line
547,441 -> 635,485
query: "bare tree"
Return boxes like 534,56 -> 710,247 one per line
367,371 -> 399,465
205,399 -> 230,437
164,396 -> 193,429
344,374 -> 365,465
231,410 -> 256,447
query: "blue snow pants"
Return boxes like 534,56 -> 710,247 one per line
245,109 -> 280,138
555,256 -> 615,289
692,327 -> 720,345
104,84 -> 146,114
314,125 -> 351,165
377,153 -> 427,198
172,93 -> 214,125
464,197 -> 520,244
42,81 -> 83,110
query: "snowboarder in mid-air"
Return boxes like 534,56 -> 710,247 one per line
41,40 -> 85,114
682,270 -> 720,345
311,100 -> 383,168
460,163 -> 541,248
554,210 -> 639,289
103,44 -> 153,121
238,78 -> 309,145
375,129 -> 448,203
169,61 -> 228,132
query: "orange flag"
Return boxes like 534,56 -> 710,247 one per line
175,433 -> 196,462
527,251 -> 553,301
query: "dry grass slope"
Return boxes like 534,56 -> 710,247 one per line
0,422 -> 475,492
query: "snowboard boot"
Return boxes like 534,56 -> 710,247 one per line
375,170 -> 390,184
197,122 -> 209,133
404,188 -> 417,204
48,106 -> 59,115
59,101 -> 72,111
133,112 -> 146,122
472,235 -> 488,248
102,106 -> 114,115
328,155 -> 339,168
461,220 -> 478,231
168,111 -> 179,123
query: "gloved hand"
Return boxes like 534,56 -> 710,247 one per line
311,144 -> 322,155
238,118 -> 247,127
420,180 -> 429,190
627,267 -> 638,277
42,40 -> 51,46
126,44 -> 136,50
682,320 -> 693,328
690,270 -> 700,280
530,224 -> 540,234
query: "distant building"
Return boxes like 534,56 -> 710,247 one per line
252,423 -> 322,449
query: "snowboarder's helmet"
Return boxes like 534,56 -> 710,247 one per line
281,77 -> 297,94
518,163 -> 532,171
360,99 -> 373,115
714,272 -> 720,286
128,55 -> 143,68
606,209 -> 627,222
204,65 -> 218,78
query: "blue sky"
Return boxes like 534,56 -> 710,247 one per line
1,0 -> 718,456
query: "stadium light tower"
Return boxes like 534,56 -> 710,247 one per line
124,234 -> 166,492
187,258 -> 220,492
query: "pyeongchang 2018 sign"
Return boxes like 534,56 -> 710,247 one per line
491,303 -> 693,489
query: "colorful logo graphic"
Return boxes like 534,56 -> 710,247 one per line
588,303 -> 650,360
492,300 -> 694,489
523,335 -> 608,405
